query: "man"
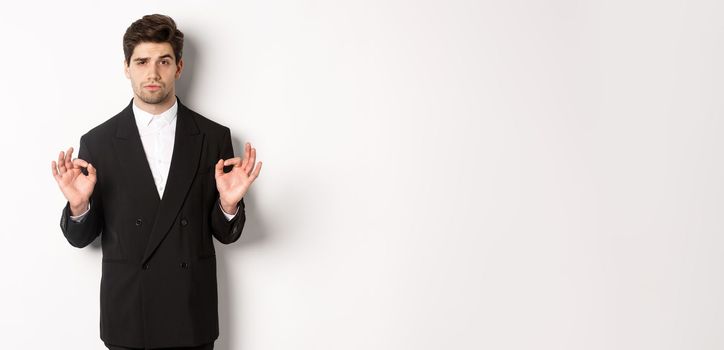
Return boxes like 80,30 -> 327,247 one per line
50,14 -> 262,350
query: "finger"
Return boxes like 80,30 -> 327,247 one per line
72,158 -> 89,168
65,147 -> 73,164
64,147 -> 74,170
244,148 -> 256,175
223,157 -> 242,167
245,148 -> 256,174
58,151 -> 66,173
87,162 -> 97,176
241,151 -> 249,170
51,160 -> 60,179
214,159 -> 225,177
242,143 -> 250,165
250,161 -> 262,180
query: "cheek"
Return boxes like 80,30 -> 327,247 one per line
126,70 -> 138,82
165,68 -> 179,79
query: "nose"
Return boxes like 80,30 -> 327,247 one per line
147,64 -> 161,80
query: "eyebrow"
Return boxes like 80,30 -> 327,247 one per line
133,54 -> 174,62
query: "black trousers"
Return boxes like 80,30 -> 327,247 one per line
105,342 -> 214,350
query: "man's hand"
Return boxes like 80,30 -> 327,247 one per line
215,142 -> 262,213
51,146 -> 97,216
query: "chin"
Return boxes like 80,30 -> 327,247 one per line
139,91 -> 170,105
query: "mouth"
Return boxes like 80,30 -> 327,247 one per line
144,85 -> 161,91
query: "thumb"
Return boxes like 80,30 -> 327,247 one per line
214,159 -> 225,177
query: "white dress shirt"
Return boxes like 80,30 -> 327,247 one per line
134,96 -> 177,198
70,98 -> 238,222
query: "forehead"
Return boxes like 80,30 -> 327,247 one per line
131,42 -> 175,60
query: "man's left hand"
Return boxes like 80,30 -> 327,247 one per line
215,142 -> 262,213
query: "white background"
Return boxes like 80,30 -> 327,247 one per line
1,0 -> 723,349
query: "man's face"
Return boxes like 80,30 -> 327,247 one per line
124,42 -> 183,106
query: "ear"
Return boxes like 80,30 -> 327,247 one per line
175,58 -> 184,80
123,59 -> 130,79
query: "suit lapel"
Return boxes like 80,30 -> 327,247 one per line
143,99 -> 203,264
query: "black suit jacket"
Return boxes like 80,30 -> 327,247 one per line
59,97 -> 245,348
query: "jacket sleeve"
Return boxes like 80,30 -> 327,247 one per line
210,128 -> 246,244
59,135 -> 104,248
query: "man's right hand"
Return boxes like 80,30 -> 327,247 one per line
51,146 -> 97,216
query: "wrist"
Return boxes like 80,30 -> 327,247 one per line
219,197 -> 238,213
70,201 -> 89,216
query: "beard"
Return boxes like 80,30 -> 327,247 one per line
136,85 -> 171,105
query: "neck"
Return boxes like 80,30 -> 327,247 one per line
133,94 -> 176,115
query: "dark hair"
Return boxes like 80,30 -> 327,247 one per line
123,14 -> 184,66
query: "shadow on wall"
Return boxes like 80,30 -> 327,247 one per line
214,121 -> 270,350
176,33 -> 197,102
216,191 -> 268,350
177,35 -> 271,350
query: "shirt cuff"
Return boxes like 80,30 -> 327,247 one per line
219,201 -> 239,221
69,201 -> 91,223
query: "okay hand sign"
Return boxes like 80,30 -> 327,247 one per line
51,146 -> 97,213
215,142 -> 262,211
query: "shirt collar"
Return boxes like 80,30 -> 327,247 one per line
132,97 -> 178,129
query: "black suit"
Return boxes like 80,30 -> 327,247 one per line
59,97 -> 245,348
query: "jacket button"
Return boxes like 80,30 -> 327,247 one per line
142,263 -> 149,270
136,218 -> 143,226
180,262 -> 188,269
180,218 -> 188,226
